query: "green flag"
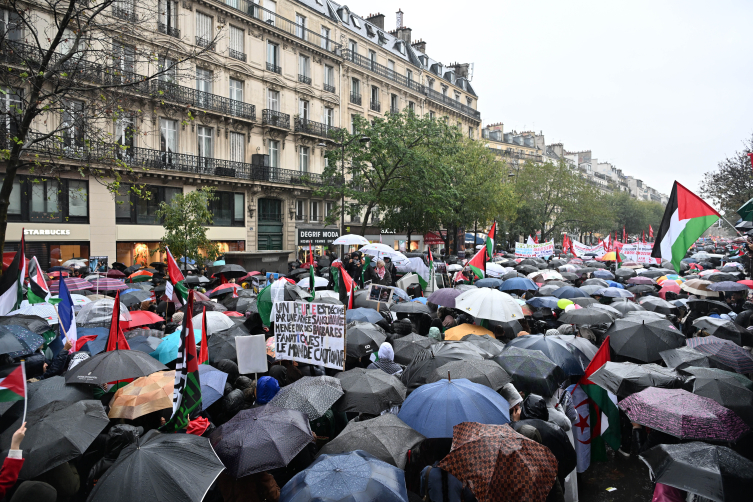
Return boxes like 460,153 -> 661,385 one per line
309,264 -> 316,300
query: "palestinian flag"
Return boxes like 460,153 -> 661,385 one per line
0,363 -> 25,403
466,247 -> 486,280
333,262 -> 354,309
165,247 -> 188,304
0,232 -> 26,316
616,248 -> 622,269
651,182 -> 720,273
27,256 -> 50,304
309,264 -> 316,300
161,290 -> 202,432
418,248 -> 435,293
485,222 -> 496,259
577,336 -> 620,462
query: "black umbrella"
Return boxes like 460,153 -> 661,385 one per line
89,430 -> 225,502
686,370 -> 753,426
390,302 -> 431,314
558,307 -> 614,325
686,298 -> 732,314
27,376 -> 93,412
428,359 -> 512,391
213,264 -> 247,279
505,334 -> 587,376
518,259 -> 539,267
570,297 -> 599,307
178,300 -> 227,313
0,314 -> 53,336
493,346 -> 566,397
583,278 -> 609,287
184,275 -> 210,286
640,442 -> 753,502
347,323 -> 387,358
610,300 -> 646,315
706,272 -> 740,283
120,290 -> 153,307
288,268 -> 310,278
316,414 -> 424,469
692,317 -> 753,346
0,327 -> 26,355
65,350 -> 167,384
589,362 -> 682,398
606,318 -> 685,362
210,405 -> 313,478
660,346 -> 736,373
208,325 -> 246,364
516,265 -> 539,275
392,334 -> 433,365
589,303 -> 624,319
637,296 -> 679,316
560,272 -> 580,282
615,268 -> 637,279
221,296 -> 257,313
400,343 -> 483,392
335,368 -> 406,416
628,284 -> 655,295
0,400 -> 109,479
511,418 -> 577,480
460,334 -> 506,357
268,376 -> 344,421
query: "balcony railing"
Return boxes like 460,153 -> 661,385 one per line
424,87 -> 481,120
370,100 -> 380,113
262,109 -> 290,129
266,62 -> 281,74
155,81 -> 256,120
229,48 -> 246,62
294,118 -> 340,139
298,74 -> 311,85
390,106 -> 399,114
157,22 -> 180,38
219,0 -> 341,55
196,36 -> 216,51
113,7 -> 137,22
350,93 -> 362,105
324,83 -> 335,93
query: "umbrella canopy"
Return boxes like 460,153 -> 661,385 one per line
616,268 -> 638,279
211,405 -> 314,478
280,450 -> 409,502
122,310 -> 162,330
65,349 -> 168,384
400,343 -> 484,391
552,286 -> 590,299
48,277 -> 93,294
389,302 -> 431,314
606,317 -> 685,362
640,442 -> 753,502
221,296 -> 257,314
192,310 -> 234,335
505,334 -> 587,377
437,422 -> 558,502
151,330 -> 201,364
688,370 -> 753,427
120,290 -> 154,307
550,334 -> 598,360
89,431 -> 224,502
558,307 -> 615,325
637,296 -> 679,316
687,336 -> 753,373
346,307 -> 383,324
332,234 -> 370,245
268,376 -> 344,420
707,281 -> 749,292
682,279 -> 720,297
692,317 -> 753,346
346,323 -> 387,358
88,278 -> 129,291
493,346 -> 567,397
398,378 -> 509,438
207,283 -> 243,298
460,334 -> 506,358
335,368 -> 406,416
499,277 -> 539,292
589,362 -> 682,398
512,418 -> 577,479
213,264 -> 248,279
108,371 -> 174,420
454,288 -> 524,322
26,376 -> 92,412
6,303 -> 58,326
526,296 -> 560,309
628,276 -> 657,285
593,269 -> 615,280
661,346 -> 736,372
444,323 -> 494,341
619,387 -> 749,441
594,287 -> 634,298
316,414 -> 424,469
0,400 -> 109,479
77,299 -> 132,326
207,325 -> 246,364
582,278 -> 609,287
427,359 -> 512,391
392,334 -> 433,365
474,277 -> 504,289
199,363 -> 228,410
295,276 -> 329,289
426,288 -> 462,308
578,285 -> 603,296
0,325 -> 43,357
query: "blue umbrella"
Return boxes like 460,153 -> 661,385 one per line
150,329 -> 201,364
281,450 -> 408,502
526,296 -> 560,309
464,233 -> 485,245
412,297 -> 428,304
551,286 -> 590,299
595,287 -> 634,298
475,278 -> 503,289
346,308 -> 384,324
397,378 -> 509,438
605,280 -> 624,289
593,269 -> 615,280
199,364 -> 228,410
391,288 -> 410,303
707,281 -> 750,292
500,277 -> 539,292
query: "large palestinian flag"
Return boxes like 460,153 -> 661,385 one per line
651,182 -> 720,273
466,247 -> 486,280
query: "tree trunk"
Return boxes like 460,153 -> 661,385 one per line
0,165 -> 20,277
360,203 -> 374,237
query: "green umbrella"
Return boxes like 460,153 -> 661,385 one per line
737,197 -> 753,222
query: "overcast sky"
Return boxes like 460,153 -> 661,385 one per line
344,0 -> 753,196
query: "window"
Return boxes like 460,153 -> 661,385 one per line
429,110 -> 436,120
348,39 -> 357,54
387,60 -> 395,77
468,126 -> 474,139
406,69 -> 413,82
116,184 -> 180,224
158,0 -> 178,36
321,26 -> 330,50
112,41 -> 135,83
158,57 -> 176,83
196,12 -> 213,48
2,176 -> 22,217
268,139 -> 279,168
324,65 -> 334,92
295,14 -> 305,39
299,99 -> 309,120
113,0 -> 135,21
298,55 -> 310,84
210,191 -> 244,226
370,85 -> 380,111
467,97 -> 473,107
2,176 -> 89,223
324,107 -> 334,127
115,115 -> 134,159
266,42 -> 279,72
390,94 -> 398,113
351,114 -> 359,134
1,9 -> 23,41
0,87 -> 21,147
59,28 -> 84,60
196,68 -> 213,108
197,125 -> 213,161
310,201 -> 320,221
229,78 -> 243,115
369,50 -> 376,70
325,201 -> 334,217
296,200 -> 305,220
30,179 -> 59,221
441,86 -> 448,96
160,118 -> 178,164
229,26 -> 245,60
351,78 -> 360,104
408,101 -> 415,112
265,0 -> 276,25
62,101 -> 85,149
67,180 -> 88,217
299,146 -> 309,172
258,198 -> 283,250
230,132 -> 244,163
267,89 -> 279,111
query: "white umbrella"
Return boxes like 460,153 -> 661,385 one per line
447,264 -> 463,272
48,294 -> 92,311
192,311 -> 234,334
332,234 -> 370,246
485,262 -> 508,278
454,289 -> 524,322
62,258 -> 88,268
297,276 -> 330,288
359,244 -> 409,266
8,303 -> 59,325
528,269 -> 563,282
314,290 -> 340,300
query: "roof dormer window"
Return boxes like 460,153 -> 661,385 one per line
365,24 -> 375,37
351,15 -> 361,28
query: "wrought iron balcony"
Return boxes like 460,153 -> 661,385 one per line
294,118 -> 340,139
196,36 -> 216,51
229,48 -> 246,62
370,100 -> 381,113
262,109 -> 290,129
350,93 -> 362,105
154,81 -> 255,120
390,106 -> 399,114
157,22 -> 180,38
298,74 -> 312,85
424,87 -> 481,121
113,7 -> 137,22
324,83 -> 335,93
266,62 -> 281,74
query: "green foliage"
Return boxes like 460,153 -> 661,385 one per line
155,188 -> 221,265
700,134 -> 753,218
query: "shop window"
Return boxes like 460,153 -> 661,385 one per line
210,191 -> 244,226
0,176 -> 88,223
116,184 -> 181,224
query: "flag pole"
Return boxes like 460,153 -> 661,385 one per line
21,361 -> 27,425
718,215 -> 744,237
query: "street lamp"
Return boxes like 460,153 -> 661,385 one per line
318,134 -> 370,258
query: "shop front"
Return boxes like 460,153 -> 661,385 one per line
6,223 -> 91,268
296,227 -> 340,262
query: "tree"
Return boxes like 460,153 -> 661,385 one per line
700,134 -> 753,217
0,0 -> 216,263
156,188 -> 220,267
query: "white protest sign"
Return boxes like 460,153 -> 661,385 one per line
236,334 -> 268,374
571,240 -> 606,258
515,240 -> 555,258
620,242 -> 657,264
273,301 -> 346,370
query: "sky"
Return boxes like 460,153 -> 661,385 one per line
343,0 -> 753,196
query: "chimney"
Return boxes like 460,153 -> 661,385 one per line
365,13 -> 384,30
396,9 -> 403,28
411,39 -> 426,53
395,9 -> 411,44
448,62 -> 469,79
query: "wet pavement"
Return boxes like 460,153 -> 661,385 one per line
579,448 -> 655,502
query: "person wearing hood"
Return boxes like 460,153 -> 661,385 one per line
86,425 -> 143,494
255,376 -> 280,405
428,327 -> 443,342
519,394 -> 549,421
367,342 -> 404,375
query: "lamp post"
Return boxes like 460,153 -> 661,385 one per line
318,134 -> 370,259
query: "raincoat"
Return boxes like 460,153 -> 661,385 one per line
256,376 -> 280,405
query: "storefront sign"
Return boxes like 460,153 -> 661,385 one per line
24,229 -> 71,235
297,228 -> 340,245
515,240 -> 555,258
273,301 -> 346,370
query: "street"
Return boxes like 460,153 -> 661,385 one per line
579,449 -> 655,502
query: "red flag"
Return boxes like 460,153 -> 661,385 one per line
642,231 -> 645,243
166,247 -> 185,284
622,227 -> 626,243
534,235 -> 539,244
332,262 -> 354,309
198,306 -> 209,365
183,291 -> 199,374
748,153 -> 753,171
649,225 -> 654,239
309,242 -> 314,266
105,291 -> 130,351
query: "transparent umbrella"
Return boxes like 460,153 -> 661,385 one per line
76,299 -> 132,326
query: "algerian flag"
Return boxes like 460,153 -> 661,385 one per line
651,182 -> 720,273
466,247 -> 486,280
485,222 -> 496,259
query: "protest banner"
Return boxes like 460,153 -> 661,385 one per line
515,240 -> 555,258
273,301 -> 346,370
570,240 -> 606,258
620,242 -> 658,264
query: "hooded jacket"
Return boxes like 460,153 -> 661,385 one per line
255,376 -> 280,405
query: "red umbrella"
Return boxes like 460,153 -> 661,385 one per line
88,278 -> 129,292
122,311 -> 163,329
106,270 -> 126,279
208,283 -> 242,295
223,311 -> 244,317
659,281 -> 681,299
738,280 -> 753,288
49,277 -> 94,294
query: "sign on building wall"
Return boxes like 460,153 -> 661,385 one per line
273,301 -> 346,370
297,228 -> 341,245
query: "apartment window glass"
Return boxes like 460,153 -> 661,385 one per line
160,118 -> 177,153
115,185 -> 131,221
467,97 -> 473,107
196,12 -> 212,44
295,14 -> 305,38
267,89 -> 279,111
268,139 -> 279,168
197,126 -> 213,158
159,0 -> 178,31
299,55 -> 310,78
0,177 -> 21,216
310,201 -> 320,221
296,200 -> 305,220
387,60 -> 395,74
229,132 -> 244,163
196,68 -> 212,108
299,99 -> 309,120
408,101 -> 415,111
62,100 -> 85,149
112,41 -> 135,79
351,78 -> 360,96
211,191 -> 244,226
299,146 -> 309,172
406,69 -> 413,82
351,114 -> 358,134
234,194 -> 244,221
320,26 -> 330,49
369,50 -> 376,69
348,39 -> 357,54
229,78 -> 243,117
1,9 -> 23,41
324,65 -> 334,87
67,180 -> 88,217
371,86 -> 379,104
468,126 -> 474,139
390,94 -> 398,111
158,57 -> 176,83
115,115 -> 134,158
266,42 -> 278,67
0,86 -> 21,145
30,179 -> 60,221
230,26 -> 244,58
324,107 -> 333,127
265,0 -> 276,24
442,86 -> 448,96
325,201 -> 333,217
429,110 -> 436,119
